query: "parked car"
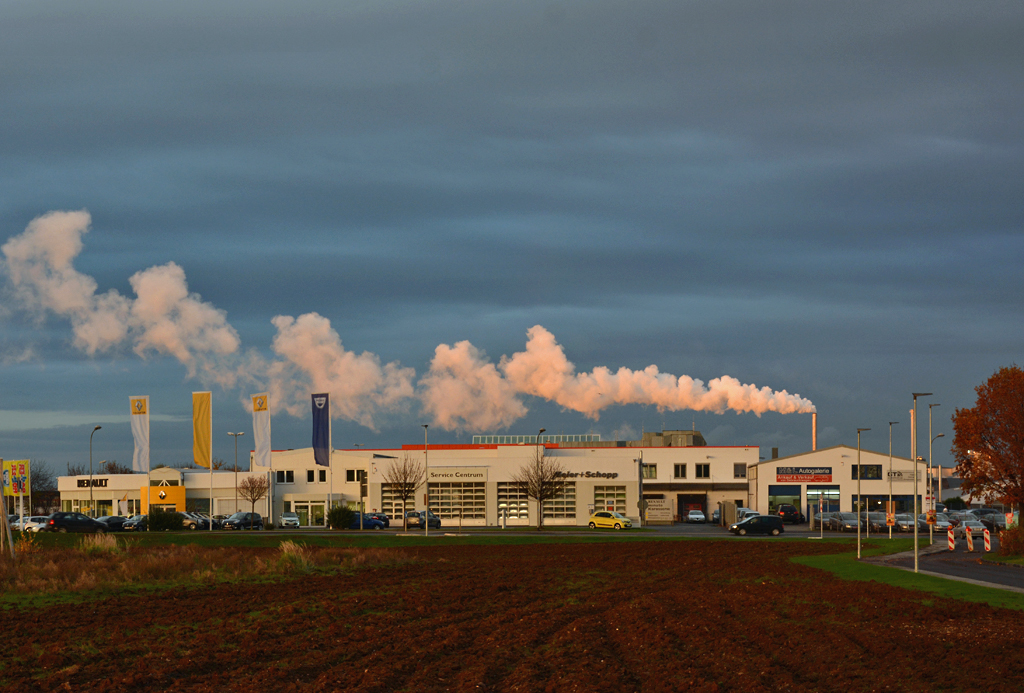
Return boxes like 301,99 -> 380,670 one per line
834,512 -> 863,532
729,515 -> 785,536
182,512 -> 219,530
349,512 -> 385,530
366,512 -> 390,528
776,504 -> 804,524
405,511 -> 441,530
735,508 -> 757,522
223,512 -> 263,530
39,512 -> 108,533
588,511 -> 632,530
894,514 -> 917,532
122,514 -> 148,531
918,513 -> 952,533
279,512 -> 301,529
980,514 -> 1007,533
686,510 -> 706,524
711,509 -> 721,525
955,520 -> 987,540
11,515 -> 51,532
863,512 -> 888,533
95,515 -> 128,532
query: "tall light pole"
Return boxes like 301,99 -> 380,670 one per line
422,424 -> 429,537
228,432 -> 244,524
857,428 -> 870,559
912,392 -> 931,573
888,422 -> 898,539
536,428 -> 546,530
89,426 -> 101,517
930,431 -> 945,544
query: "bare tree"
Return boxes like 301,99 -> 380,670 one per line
31,461 -> 60,514
382,453 -> 424,531
511,445 -> 566,531
67,463 -> 87,476
237,475 -> 270,529
100,460 -> 135,475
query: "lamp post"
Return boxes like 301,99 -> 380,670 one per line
930,431 -> 945,544
89,426 -> 101,517
636,450 -> 644,528
228,432 -> 244,524
857,428 -> 870,559
422,424 -> 429,537
536,428 -> 545,529
912,392 -> 931,573
888,421 -> 898,539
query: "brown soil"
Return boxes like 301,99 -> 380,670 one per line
3,541 -> 1023,692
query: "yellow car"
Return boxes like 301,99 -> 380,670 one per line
588,511 -> 633,529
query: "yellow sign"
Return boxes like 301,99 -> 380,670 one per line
252,394 -> 268,412
131,397 -> 148,415
926,509 -> 937,525
2,460 -> 30,497
193,391 -> 212,468
886,513 -> 895,526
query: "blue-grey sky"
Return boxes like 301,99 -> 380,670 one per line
1,0 -> 1021,473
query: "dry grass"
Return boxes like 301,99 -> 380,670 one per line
0,541 -> 417,598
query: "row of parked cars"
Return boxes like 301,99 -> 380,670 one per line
5,511 -> 267,533
811,509 -> 1007,537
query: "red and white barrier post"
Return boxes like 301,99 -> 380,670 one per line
966,526 -> 974,552
948,527 -> 955,551
984,528 -> 991,552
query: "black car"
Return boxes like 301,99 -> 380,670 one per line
96,515 -> 128,531
39,512 -> 108,534
729,515 -> 785,536
366,512 -> 390,528
123,514 -> 148,531
776,504 -> 805,524
223,512 -> 263,530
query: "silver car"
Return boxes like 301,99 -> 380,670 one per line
955,520 -> 988,540
279,512 -> 301,529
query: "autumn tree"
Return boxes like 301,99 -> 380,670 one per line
510,444 -> 566,531
382,454 -> 424,531
237,475 -> 270,529
952,365 -> 1024,510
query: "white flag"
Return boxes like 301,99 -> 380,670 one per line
251,392 -> 271,469
130,396 -> 150,473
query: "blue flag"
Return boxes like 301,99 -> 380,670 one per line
311,392 -> 331,467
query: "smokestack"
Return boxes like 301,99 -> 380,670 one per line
771,447 -> 779,459
812,412 -> 817,451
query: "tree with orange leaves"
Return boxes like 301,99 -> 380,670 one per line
952,365 -> 1024,510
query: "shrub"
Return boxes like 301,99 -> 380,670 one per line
327,506 -> 354,530
278,541 -> 312,572
149,510 -> 184,532
999,525 -> 1024,556
80,533 -> 120,555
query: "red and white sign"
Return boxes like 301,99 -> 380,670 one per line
776,466 -> 832,482
966,526 -> 974,552
947,527 -> 955,551
984,529 -> 991,552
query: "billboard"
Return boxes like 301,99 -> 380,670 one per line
776,467 -> 832,482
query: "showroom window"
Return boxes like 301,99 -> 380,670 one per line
430,482 -> 486,520
380,484 -> 414,520
594,486 -> 626,514
498,482 -> 530,521
543,483 -> 576,519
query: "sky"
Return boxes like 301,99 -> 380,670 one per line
1,0 -> 1021,475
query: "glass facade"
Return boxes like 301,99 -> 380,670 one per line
498,482 -> 530,521
430,482 -> 486,520
543,483 -> 576,519
594,485 -> 626,513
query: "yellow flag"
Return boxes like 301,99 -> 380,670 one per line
193,392 -> 212,468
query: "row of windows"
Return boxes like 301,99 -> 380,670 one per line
642,463 -> 747,480
471,434 -> 601,444
378,482 -> 622,520
275,469 -> 366,484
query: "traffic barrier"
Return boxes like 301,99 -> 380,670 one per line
948,527 -> 955,551
984,528 -> 991,552
966,526 -> 974,552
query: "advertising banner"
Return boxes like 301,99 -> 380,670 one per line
251,392 -> 271,469
130,395 -> 150,473
2,460 -> 30,497
193,392 -> 212,469
776,467 -> 832,482
312,393 -> 331,467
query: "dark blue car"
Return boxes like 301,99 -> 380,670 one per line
350,512 -> 384,530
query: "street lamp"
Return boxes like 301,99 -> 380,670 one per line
930,431 -> 945,544
228,432 -> 244,524
422,424 -> 429,537
857,428 -> 870,559
912,392 -> 931,573
89,426 -> 101,517
888,422 -> 898,539
536,428 -> 546,529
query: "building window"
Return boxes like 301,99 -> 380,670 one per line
430,482 -> 486,520
276,470 -> 294,484
319,469 -> 327,483
696,464 -> 710,479
851,465 -> 883,480
543,482 -> 577,518
642,463 -> 657,480
498,482 -> 530,521
381,485 -> 415,520
594,486 -> 626,514
307,469 -> 315,483
346,469 -> 356,482
674,464 -> 686,479
734,464 -> 747,479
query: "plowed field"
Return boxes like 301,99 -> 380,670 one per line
3,540 -> 1023,692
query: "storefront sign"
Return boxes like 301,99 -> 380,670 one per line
886,470 -> 921,482
427,468 -> 488,482
776,467 -> 832,482
553,471 -> 620,479
76,478 -> 109,488
645,499 -> 673,522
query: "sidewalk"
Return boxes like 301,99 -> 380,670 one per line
865,536 -> 1024,593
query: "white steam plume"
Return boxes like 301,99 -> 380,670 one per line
2,210 -> 239,382
255,312 -> 416,430
422,325 -> 815,430
420,340 -> 526,431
